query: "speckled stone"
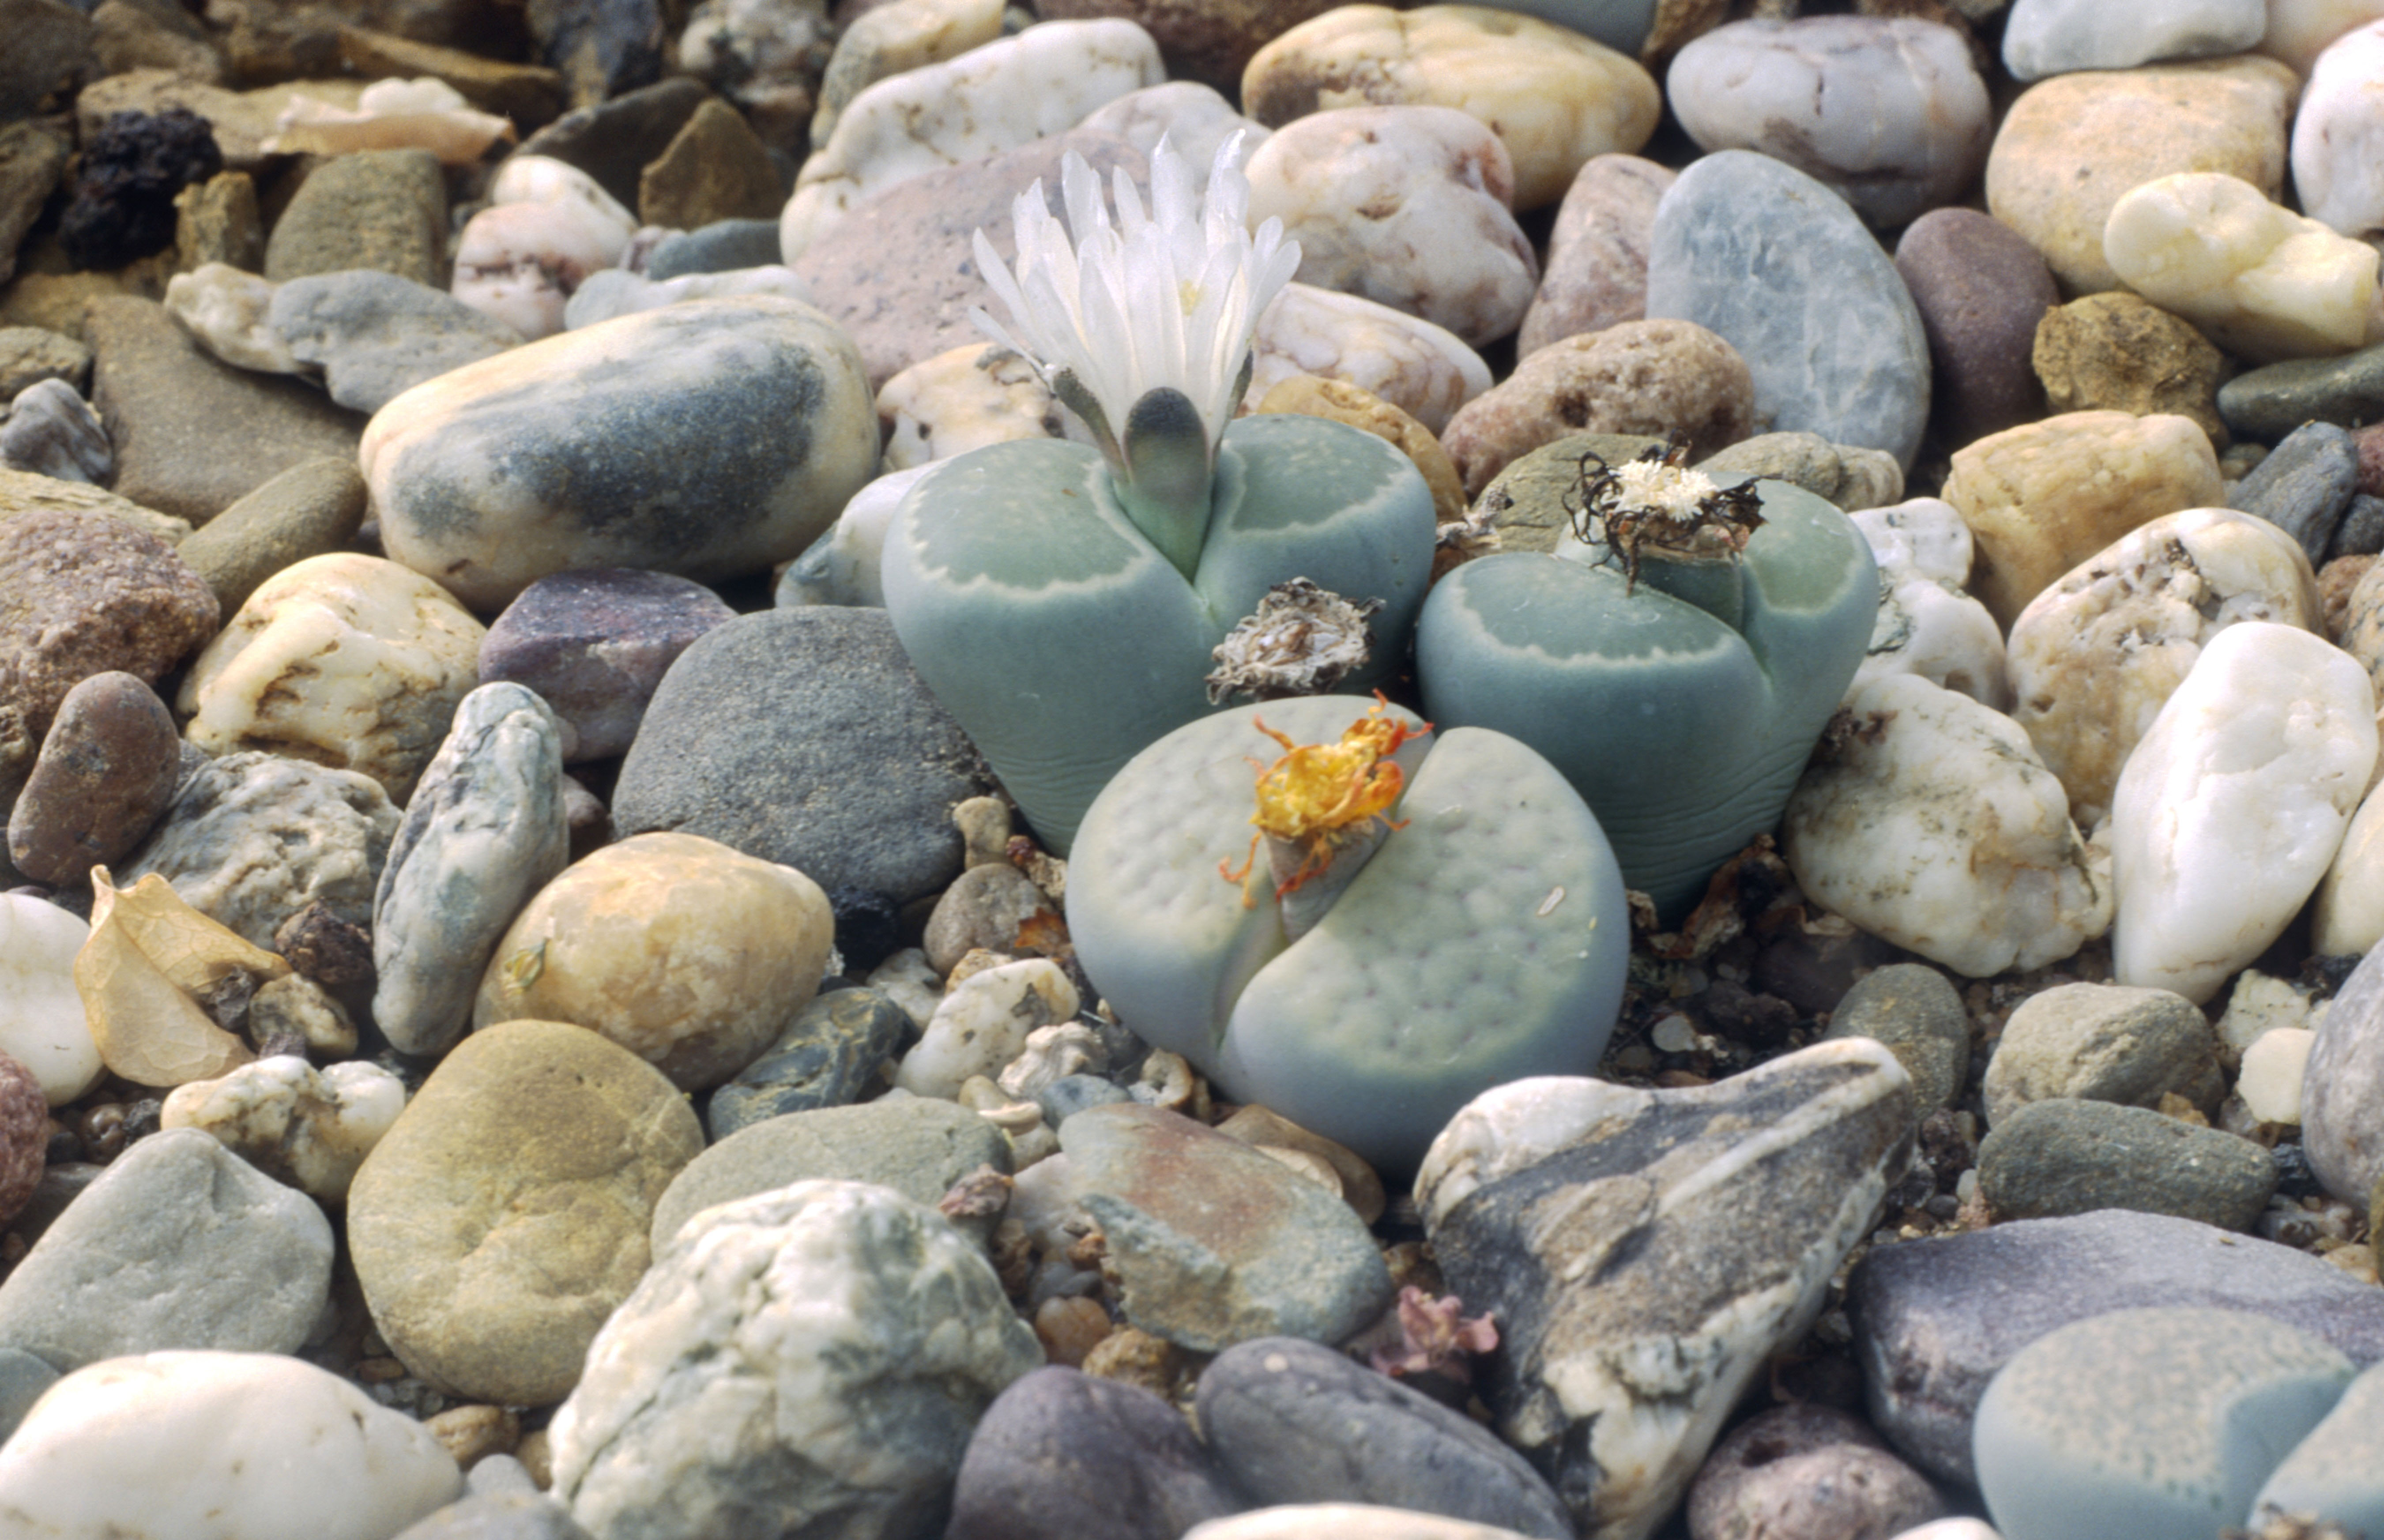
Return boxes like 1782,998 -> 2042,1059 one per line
263,147 -> 448,286
948,1366 -> 1244,1540
1058,1102 -> 1395,1352
373,684 -> 570,1058
2033,291 -> 2231,448
0,505 -> 215,794
1849,1209 -> 2384,1487
652,1096 -> 1010,1250
84,293 -> 362,526
270,270 -> 524,416
1196,1337 -> 1571,1537
1977,1097 -> 2277,1230
365,297 -> 877,612
7,671 -> 181,888
1416,1040 -> 1915,1540
1684,1403 -> 1944,1540
476,569 -> 736,763
1895,208 -> 2059,447
348,1020 -> 704,1406
1516,154 -> 1673,359
1469,430 -> 1667,555
1440,319 -> 1751,497
0,326 -> 89,400
1695,432 -> 1903,512
1983,982 -> 2225,1126
704,986 -> 913,1138
1646,149 -> 1931,470
1973,1307 -> 2350,1540
1823,962 -> 1970,1119
610,607 -> 996,904
117,750 -> 399,949
0,1054 -> 44,1226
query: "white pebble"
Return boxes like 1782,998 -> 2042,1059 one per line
161,1056 -> 407,1201
2111,621 -> 2377,1004
0,894 -> 104,1106
1849,497 -> 2011,710
2238,1025 -> 2316,1124
2292,20 -> 2384,241
893,957 -> 1079,1100
163,264 -> 298,375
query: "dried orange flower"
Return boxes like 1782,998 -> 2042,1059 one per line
1220,695 -> 1430,901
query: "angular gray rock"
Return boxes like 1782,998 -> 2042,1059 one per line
373,682 -> 570,1057
1196,1337 -> 1571,1539
393,1492 -> 595,1540
270,270 -> 524,414
548,1181 -> 1042,1540
1414,1039 -> 1914,1540
0,377 -> 109,484
2303,932 -> 2384,1206
1058,1103 -> 1394,1354
611,607 -> 996,904
119,750 -> 400,948
2229,419 -> 2360,567
1849,1209 -> 2384,1486
1646,150 -> 1932,470
2218,343 -> 2384,441
704,986 -> 914,1139
0,1128 -> 334,1372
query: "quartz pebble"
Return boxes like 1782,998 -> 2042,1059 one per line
1847,497 -> 2010,710
0,895 -> 102,1106
1245,105 -> 1536,349
1667,16 -> 1990,229
780,19 -> 1164,261
1646,149 -> 1931,470
895,958 -> 1081,1100
0,1350 -> 462,1540
1783,674 -> 2109,979
2104,172 -> 2382,364
2005,507 -> 2317,829
809,0 -> 1004,147
549,1181 -> 1041,1540
2317,773 -> 2384,953
160,1055 -> 405,1201
1240,4 -> 1661,211
2294,21 -> 2384,242
559,264 -> 812,331
449,158 -> 635,341
1246,282 -> 1491,435
2111,621 -> 2376,1003
877,343 -> 1063,473
176,552 -> 483,805
473,832 -> 835,1093
2002,0 -> 2265,80
2239,1025 -> 2315,1123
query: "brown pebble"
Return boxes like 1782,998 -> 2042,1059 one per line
1080,1325 -> 1191,1402
514,1428 -> 553,1489
7,671 -> 181,885
271,901 -> 375,987
424,1403 -> 521,1470
0,1054 -> 46,1224
2318,555 -> 2376,644
1033,1295 -> 1113,1368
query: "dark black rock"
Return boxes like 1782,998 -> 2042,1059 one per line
646,218 -> 785,281
512,75 -> 705,212
825,885 -> 903,975
2273,1139 -> 2325,1201
1197,1337 -> 1571,1538
1849,1208 -> 2384,1487
611,607 -> 996,904
2229,419 -> 2360,565
478,569 -> 736,763
946,1367 -> 1243,1540
704,986 -> 910,1139
59,108 -> 221,270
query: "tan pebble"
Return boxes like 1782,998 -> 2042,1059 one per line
1256,375 -> 1465,524
1033,1295 -> 1113,1367
514,1428 -> 553,1489
2320,555 -> 2376,643
424,1404 -> 520,1469
1080,1325 -> 1188,1398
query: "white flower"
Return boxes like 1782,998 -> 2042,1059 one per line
1612,458 -> 1722,518
970,132 -> 1300,456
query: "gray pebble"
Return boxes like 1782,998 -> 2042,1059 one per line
2327,493 -> 2384,561
1685,1402 -> 1944,1540
0,1345 -> 58,1443
1826,963 -> 1970,1119
270,269 -> 524,415
1037,1073 -> 1130,1126
2229,419 -> 2359,566
1981,981 -> 2224,1128
924,862 -> 1059,975
645,218 -> 783,281
2301,932 -> 2384,1205
392,1492 -> 595,1540
0,377 -> 109,483
2218,342 -> 2384,441
704,986 -> 912,1138
1976,1097 -> 2277,1230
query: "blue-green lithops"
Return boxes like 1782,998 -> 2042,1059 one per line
1066,694 -> 1629,1171
1415,441 -> 1876,918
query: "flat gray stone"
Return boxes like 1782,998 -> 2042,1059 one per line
2218,343 -> 2384,441
1196,1337 -> 1571,1538
651,1097 -> 1011,1250
1973,1306 -> 2348,1540
949,1366 -> 1243,1540
1849,1209 -> 2384,1486
1646,149 -> 1931,470
611,607 -> 995,904
270,269 -> 524,414
476,568 -> 735,764
1976,1097 -> 2277,1231
0,1128 -> 334,1373
646,218 -> 783,281
1414,1039 -> 1914,1540
372,683 -> 570,1057
2302,931 -> 2384,1206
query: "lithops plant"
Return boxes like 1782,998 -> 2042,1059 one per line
1067,693 -> 1630,1171
1415,438 -> 1878,920
880,134 -> 1438,853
